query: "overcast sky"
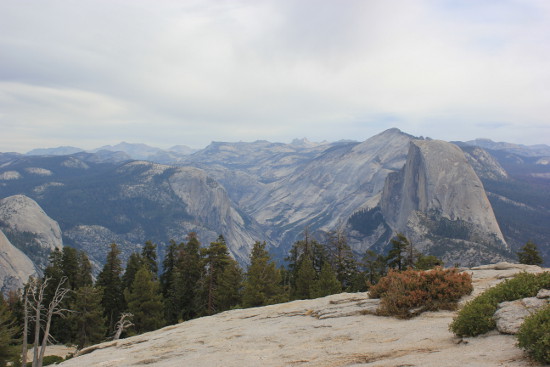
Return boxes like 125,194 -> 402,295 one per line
1,0 -> 549,153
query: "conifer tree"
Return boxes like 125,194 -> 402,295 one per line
200,235 -> 234,315
217,260 -> 243,311
160,240 -> 178,298
242,241 -> 285,308
122,252 -> 144,291
324,229 -> 358,290
286,230 -> 327,294
42,249 -> 70,343
142,241 -> 158,278
292,257 -> 317,300
61,247 -> 80,290
70,286 -> 106,348
43,249 -> 64,298
386,233 -> 410,270
76,251 -> 93,288
125,266 -> 165,334
40,247 -> 95,344
172,234 -> 202,321
517,241 -> 543,266
160,240 -> 179,323
311,262 -> 341,298
96,243 -> 125,334
0,295 -> 19,367
363,249 -> 386,285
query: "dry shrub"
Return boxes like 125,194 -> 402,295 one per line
369,267 -> 473,318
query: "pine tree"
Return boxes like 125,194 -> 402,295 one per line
122,252 -> 144,291
160,240 -> 178,298
70,286 -> 106,348
216,260 -> 243,311
286,230 -> 327,294
386,233 -> 410,270
363,249 -> 386,285
311,263 -> 341,298
96,243 -> 125,334
125,266 -> 165,334
43,249 -> 64,297
517,241 -> 543,266
0,295 -> 19,367
160,240 -> 179,323
324,229 -> 358,290
142,241 -> 158,279
242,241 -> 285,308
76,250 -> 93,288
292,257 -> 317,300
200,235 -> 234,315
173,234 -> 202,321
42,249 -> 70,344
61,247 -> 80,290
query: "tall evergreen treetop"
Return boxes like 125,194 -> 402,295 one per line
201,235 -> 234,315
96,243 -> 125,334
69,286 -> 106,349
242,241 -> 285,308
122,252 -> 145,291
125,266 -> 165,334
142,241 -> 158,278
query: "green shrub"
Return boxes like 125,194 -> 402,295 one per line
450,271 -> 550,337
517,304 -> 550,364
369,267 -> 473,318
42,355 -> 65,366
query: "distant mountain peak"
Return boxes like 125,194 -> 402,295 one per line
290,138 -> 328,147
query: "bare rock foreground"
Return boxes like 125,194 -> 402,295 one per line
60,263 -> 547,367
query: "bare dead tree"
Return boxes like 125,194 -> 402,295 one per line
38,277 -> 72,366
20,277 -> 36,367
29,277 -> 48,367
113,312 -> 133,340
26,276 -> 72,367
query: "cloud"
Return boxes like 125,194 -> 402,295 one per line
0,0 -> 549,152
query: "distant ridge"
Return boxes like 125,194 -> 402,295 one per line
27,146 -> 83,156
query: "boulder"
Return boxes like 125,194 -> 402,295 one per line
494,295 -> 549,334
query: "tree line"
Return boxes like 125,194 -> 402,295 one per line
0,231 -> 544,366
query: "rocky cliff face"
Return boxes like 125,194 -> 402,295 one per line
379,140 -> 510,265
0,229 -> 37,295
49,160 -> 263,266
246,128 -> 413,250
0,195 -> 63,270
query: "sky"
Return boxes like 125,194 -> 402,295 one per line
1,0 -> 550,153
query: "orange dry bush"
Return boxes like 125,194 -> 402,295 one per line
369,267 -> 472,318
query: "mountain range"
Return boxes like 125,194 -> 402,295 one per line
1,128 -> 549,292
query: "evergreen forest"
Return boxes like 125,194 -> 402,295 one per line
1,231 -> 541,366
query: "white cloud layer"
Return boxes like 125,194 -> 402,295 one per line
1,0 -> 549,152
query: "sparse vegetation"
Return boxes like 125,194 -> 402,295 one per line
369,267 -> 472,318
449,271 -> 550,337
